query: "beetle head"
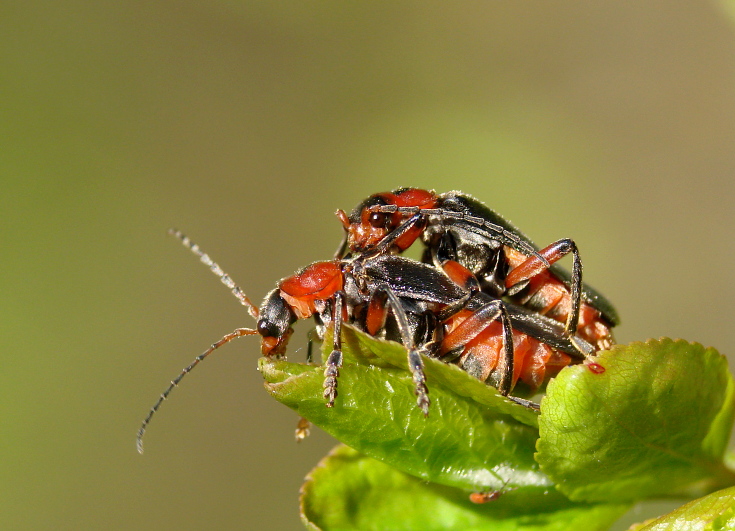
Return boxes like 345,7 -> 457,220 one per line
257,288 -> 296,357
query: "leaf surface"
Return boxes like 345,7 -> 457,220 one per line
300,444 -> 630,531
260,325 -> 542,491
627,486 -> 735,530
536,339 -> 735,502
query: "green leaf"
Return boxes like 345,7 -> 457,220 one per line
627,486 -> 735,531
300,444 -> 631,531
536,339 -> 735,503
260,325 -> 543,491
335,325 -> 539,428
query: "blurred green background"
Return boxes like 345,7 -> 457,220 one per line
3,2 -> 735,530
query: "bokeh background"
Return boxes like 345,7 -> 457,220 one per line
3,2 -> 735,530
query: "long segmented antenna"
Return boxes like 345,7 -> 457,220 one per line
368,205 -> 550,267
136,327 -> 258,454
168,228 -> 259,320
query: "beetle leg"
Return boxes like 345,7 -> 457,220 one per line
441,298 -> 515,396
371,283 -> 431,416
433,260 -> 477,321
439,259 -> 481,293
306,327 -> 320,364
505,239 -> 583,345
365,206 -> 434,254
333,231 -> 349,260
323,291 -> 344,407
374,205 -> 549,265
360,288 -> 386,336
448,211 -> 550,267
373,212 -> 426,253
333,210 -> 350,259
507,396 -> 540,411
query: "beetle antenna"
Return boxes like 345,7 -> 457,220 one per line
168,229 -> 259,319
136,327 -> 259,454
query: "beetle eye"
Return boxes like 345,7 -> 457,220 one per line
368,212 -> 387,228
257,320 -> 271,337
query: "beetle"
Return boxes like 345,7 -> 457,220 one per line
137,229 -> 590,452
135,232 -> 355,452
336,188 -> 618,353
135,233 -> 493,451
347,249 -> 590,393
289,251 -> 590,407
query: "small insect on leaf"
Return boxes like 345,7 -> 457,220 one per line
469,491 -> 503,504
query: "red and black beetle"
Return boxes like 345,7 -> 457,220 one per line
336,188 -> 618,353
137,230 -> 590,451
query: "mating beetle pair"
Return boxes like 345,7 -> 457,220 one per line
137,190 -> 617,452
337,188 -> 617,353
